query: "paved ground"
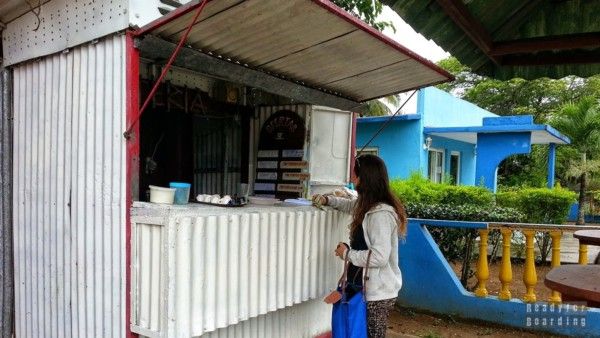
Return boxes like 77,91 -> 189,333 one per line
555,231 -> 599,263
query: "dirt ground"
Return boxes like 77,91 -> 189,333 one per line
385,261 -> 559,337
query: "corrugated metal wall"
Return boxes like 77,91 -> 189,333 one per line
12,34 -> 126,338
0,68 -> 15,338
203,298 -> 331,338
131,206 -> 350,337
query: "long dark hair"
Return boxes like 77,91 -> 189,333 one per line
352,154 -> 407,237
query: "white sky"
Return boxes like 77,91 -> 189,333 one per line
379,6 -> 450,63
377,6 -> 451,114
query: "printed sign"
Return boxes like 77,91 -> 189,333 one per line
258,150 -> 279,158
282,172 -> 310,181
254,183 -> 276,191
257,161 -> 278,169
257,172 -> 278,180
277,184 -> 304,193
282,149 -> 304,158
255,110 -> 307,199
280,161 -> 308,169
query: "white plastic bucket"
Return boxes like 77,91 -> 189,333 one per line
149,185 -> 176,204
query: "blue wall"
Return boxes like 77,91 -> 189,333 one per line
356,120 -> 422,180
357,87 -> 498,185
419,87 -> 497,128
427,136 -> 476,185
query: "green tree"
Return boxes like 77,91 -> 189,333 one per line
551,97 -> 600,224
331,0 -> 394,32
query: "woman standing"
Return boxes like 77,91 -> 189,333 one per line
314,154 -> 407,338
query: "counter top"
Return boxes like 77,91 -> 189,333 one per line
132,200 -> 326,218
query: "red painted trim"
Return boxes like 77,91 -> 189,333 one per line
350,112 -> 357,183
134,0 -> 216,36
125,30 -> 141,338
310,0 -> 454,81
314,331 -> 332,338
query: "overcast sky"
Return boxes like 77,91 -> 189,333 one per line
379,6 -> 450,63
376,6 -> 451,113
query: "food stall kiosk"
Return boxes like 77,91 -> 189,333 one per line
128,1 -> 451,337
3,0 -> 451,337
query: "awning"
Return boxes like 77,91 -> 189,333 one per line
134,0 -> 452,110
424,124 -> 570,145
383,0 -> 600,80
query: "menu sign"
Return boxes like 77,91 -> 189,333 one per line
254,110 -> 307,199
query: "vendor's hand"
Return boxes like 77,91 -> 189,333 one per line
312,194 -> 328,206
335,242 -> 348,259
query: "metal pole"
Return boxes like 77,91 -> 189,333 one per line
0,67 -> 14,338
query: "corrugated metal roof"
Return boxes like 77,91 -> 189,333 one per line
384,0 -> 600,80
0,0 -> 32,23
135,0 -> 452,104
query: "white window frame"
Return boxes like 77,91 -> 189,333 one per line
427,148 -> 445,183
357,147 -> 379,157
450,151 -> 461,185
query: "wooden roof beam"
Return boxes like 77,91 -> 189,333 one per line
490,33 -> 600,56
502,52 -> 600,66
435,0 -> 500,65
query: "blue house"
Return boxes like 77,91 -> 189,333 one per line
356,87 -> 570,191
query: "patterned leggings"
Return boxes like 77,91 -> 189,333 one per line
366,298 -> 396,338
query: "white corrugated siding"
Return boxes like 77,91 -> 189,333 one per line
202,298 -> 331,338
12,34 -> 126,338
131,205 -> 350,337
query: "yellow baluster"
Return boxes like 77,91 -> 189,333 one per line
548,230 -> 562,303
579,244 -> 588,265
498,228 -> 513,301
475,229 -> 490,297
522,230 -> 537,303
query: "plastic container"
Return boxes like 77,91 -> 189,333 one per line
169,182 -> 191,205
149,185 -> 176,204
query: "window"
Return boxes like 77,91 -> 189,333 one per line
428,149 -> 444,183
450,151 -> 461,185
357,147 -> 379,157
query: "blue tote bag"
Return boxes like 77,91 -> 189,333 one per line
332,250 -> 372,338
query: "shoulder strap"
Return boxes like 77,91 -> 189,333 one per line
362,250 -> 372,299
338,253 -> 350,297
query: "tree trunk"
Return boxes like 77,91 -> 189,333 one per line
460,230 -> 475,288
577,173 -> 587,225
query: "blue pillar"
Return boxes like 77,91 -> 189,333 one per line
547,143 -> 556,188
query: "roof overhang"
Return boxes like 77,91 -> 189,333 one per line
134,0 -> 453,110
357,114 -> 421,123
383,0 -> 600,80
424,125 -> 571,145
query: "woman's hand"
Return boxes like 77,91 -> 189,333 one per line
335,242 -> 349,259
312,194 -> 328,206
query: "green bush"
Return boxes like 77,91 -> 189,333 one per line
390,173 -> 494,207
440,185 -> 493,207
496,187 -> 576,224
405,202 -> 524,223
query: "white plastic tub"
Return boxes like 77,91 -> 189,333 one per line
149,185 -> 176,204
